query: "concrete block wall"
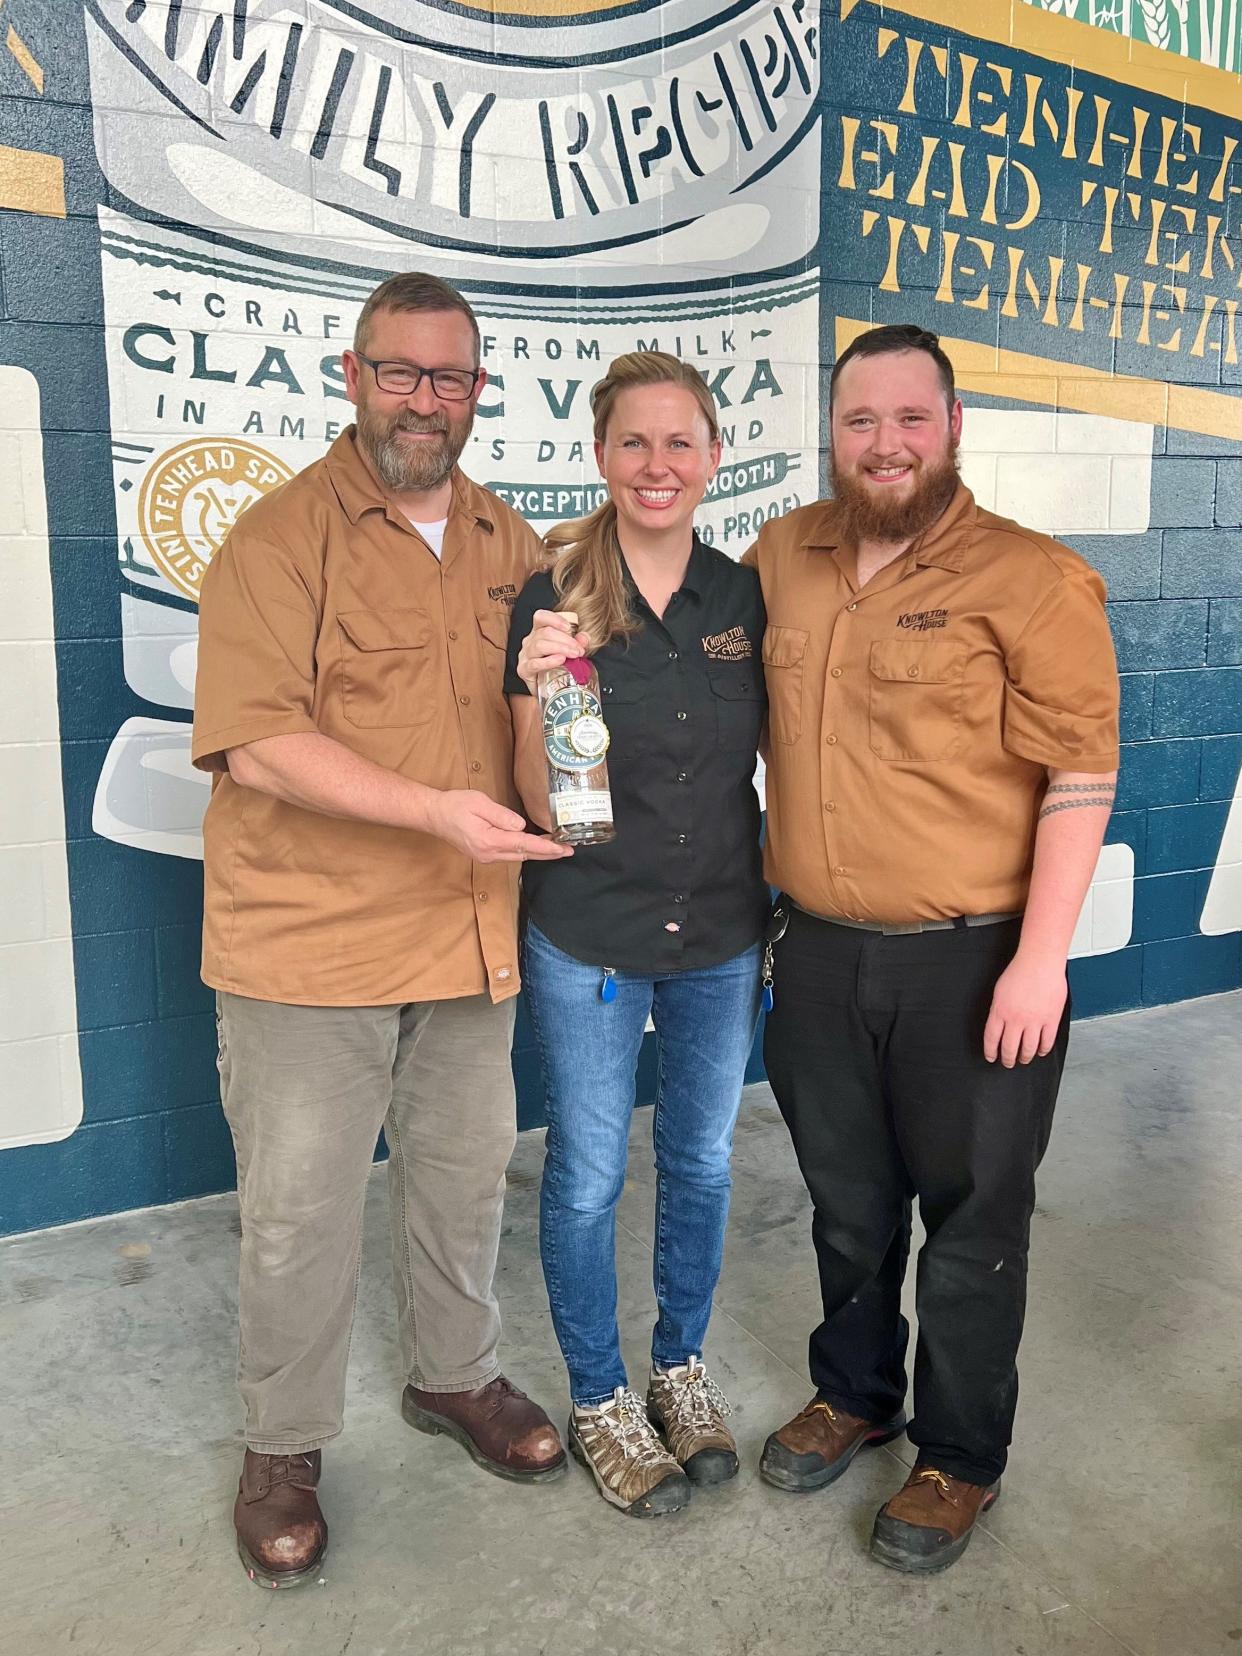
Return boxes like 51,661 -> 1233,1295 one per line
0,0 -> 1239,1234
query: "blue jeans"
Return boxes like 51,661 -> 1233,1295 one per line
522,923 -> 763,1406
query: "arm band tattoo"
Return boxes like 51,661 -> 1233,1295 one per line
1044,782 -> 1117,797
1038,797 -> 1115,820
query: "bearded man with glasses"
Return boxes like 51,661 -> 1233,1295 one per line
192,273 -> 571,1588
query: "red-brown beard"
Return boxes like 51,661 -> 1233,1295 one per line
830,442 -> 961,544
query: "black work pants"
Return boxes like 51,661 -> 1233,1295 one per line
763,908 -> 1068,1486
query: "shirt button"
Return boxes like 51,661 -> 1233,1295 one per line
825,734 -> 838,746
448,629 -> 459,641
459,694 -> 471,705
824,801 -> 836,813
668,650 -> 678,660
602,685 -> 613,696
673,893 -> 686,904
677,711 -> 687,721
677,771 -> 688,782
471,761 -> 482,772
494,966 -> 511,981
907,666 -> 920,679
834,866 -> 846,875
676,834 -> 688,844
831,667 -> 843,679
847,602 -> 858,612
477,891 -> 489,903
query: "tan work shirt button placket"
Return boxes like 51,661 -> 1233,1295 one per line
821,602 -> 859,898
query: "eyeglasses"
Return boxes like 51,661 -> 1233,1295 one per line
355,353 -> 481,401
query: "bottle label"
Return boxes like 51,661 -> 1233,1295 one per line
554,792 -> 613,828
543,687 -> 609,772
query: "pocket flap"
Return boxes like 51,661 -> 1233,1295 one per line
762,625 -> 809,669
869,640 -> 964,684
476,610 -> 511,649
338,608 -> 432,651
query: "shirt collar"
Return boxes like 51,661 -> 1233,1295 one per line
324,426 -> 495,534
801,482 -> 976,573
619,531 -> 711,602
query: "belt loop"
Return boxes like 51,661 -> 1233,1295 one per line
952,915 -> 969,931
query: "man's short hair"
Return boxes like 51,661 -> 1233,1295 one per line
354,272 -> 481,363
830,324 -> 956,413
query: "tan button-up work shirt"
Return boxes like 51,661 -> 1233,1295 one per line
191,429 -> 539,1006
744,484 -> 1120,923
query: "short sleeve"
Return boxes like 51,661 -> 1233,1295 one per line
191,527 -> 321,773
503,570 -> 555,697
1002,569 -> 1120,773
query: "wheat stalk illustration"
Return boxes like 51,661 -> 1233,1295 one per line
1138,0 -> 1173,47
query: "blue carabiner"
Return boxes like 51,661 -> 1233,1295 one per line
600,967 -> 617,1004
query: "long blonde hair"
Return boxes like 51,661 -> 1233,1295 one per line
544,352 -> 720,649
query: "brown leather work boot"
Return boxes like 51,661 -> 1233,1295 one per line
234,1449 -> 327,1589
759,1396 -> 907,1491
402,1375 -> 567,1482
871,1465 -> 1001,1573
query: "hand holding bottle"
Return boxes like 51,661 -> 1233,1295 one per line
516,609 -> 591,689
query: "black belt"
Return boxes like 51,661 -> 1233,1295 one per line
789,900 -> 1022,936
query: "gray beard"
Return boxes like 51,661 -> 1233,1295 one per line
360,414 -> 471,493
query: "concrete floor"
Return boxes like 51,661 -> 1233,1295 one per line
2,993 -> 1240,1656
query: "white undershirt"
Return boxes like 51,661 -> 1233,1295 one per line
407,516 -> 447,559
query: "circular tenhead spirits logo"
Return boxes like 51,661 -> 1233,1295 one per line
136,440 -> 293,603
543,686 -> 610,772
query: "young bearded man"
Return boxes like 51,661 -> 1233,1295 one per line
745,324 -> 1119,1573
192,273 -> 571,1588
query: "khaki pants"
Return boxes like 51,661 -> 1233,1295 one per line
217,991 -> 518,1454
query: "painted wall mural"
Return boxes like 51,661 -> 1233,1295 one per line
0,0 -> 1238,1233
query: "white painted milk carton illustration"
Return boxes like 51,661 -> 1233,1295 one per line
83,0 -> 824,855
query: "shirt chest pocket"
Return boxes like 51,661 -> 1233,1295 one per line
338,608 -> 435,729
596,676 -> 645,752
476,609 -> 511,701
762,625 -> 809,745
708,664 -> 766,750
868,639 -> 966,762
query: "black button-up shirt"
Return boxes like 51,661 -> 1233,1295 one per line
504,537 -> 768,972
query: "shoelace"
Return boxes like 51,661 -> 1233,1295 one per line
662,1358 -> 732,1428
259,1453 -> 315,1492
911,1467 -> 957,1504
805,1400 -> 840,1426
480,1376 -> 526,1420
588,1388 -> 669,1466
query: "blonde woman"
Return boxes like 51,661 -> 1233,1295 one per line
504,354 -> 767,1516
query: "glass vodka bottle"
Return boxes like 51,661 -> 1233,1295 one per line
536,656 -> 616,847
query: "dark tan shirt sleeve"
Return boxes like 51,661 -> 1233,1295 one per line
1002,569 -> 1120,773
191,526 -> 322,773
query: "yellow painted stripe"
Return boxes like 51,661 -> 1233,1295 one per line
835,317 -> 1242,443
849,0 -> 1242,119
0,145 -> 65,217
6,24 -> 44,95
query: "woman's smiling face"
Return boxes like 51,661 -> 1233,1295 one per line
596,384 -> 721,541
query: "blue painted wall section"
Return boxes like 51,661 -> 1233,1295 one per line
0,0 -> 1238,1235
